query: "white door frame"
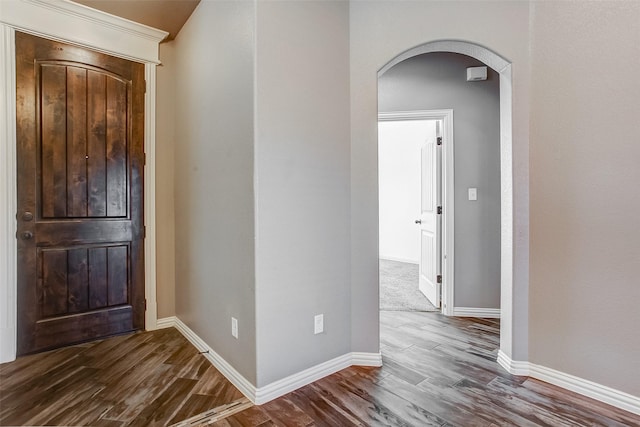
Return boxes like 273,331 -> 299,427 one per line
379,40 -> 521,364
0,0 -> 168,363
378,110 -> 454,315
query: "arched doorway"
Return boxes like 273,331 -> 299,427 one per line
378,40 -> 518,367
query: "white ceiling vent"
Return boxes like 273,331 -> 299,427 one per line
467,66 -> 488,81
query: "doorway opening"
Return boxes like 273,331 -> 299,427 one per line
378,111 -> 454,314
378,47 -> 504,356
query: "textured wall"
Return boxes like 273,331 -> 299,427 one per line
173,0 -> 257,383
529,0 -> 640,396
155,42 -> 176,319
254,0 -> 351,387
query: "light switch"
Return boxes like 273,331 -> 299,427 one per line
468,188 -> 477,201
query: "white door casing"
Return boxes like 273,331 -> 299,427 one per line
379,110 -> 454,315
417,120 -> 442,308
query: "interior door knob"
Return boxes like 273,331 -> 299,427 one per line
22,211 -> 33,221
21,231 -> 34,240
415,219 -> 422,224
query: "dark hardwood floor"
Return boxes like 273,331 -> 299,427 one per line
2,312 -> 639,426
217,312 -> 640,427
0,327 -> 246,426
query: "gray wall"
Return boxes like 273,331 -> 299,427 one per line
156,42 -> 176,319
254,0 -> 351,387
379,53 -> 501,309
170,0 -> 351,388
529,0 -> 640,396
173,0 -> 257,384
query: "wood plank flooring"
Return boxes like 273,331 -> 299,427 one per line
0,327 -> 245,426
217,312 -> 640,427
2,312 -> 639,426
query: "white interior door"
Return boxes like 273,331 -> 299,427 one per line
417,120 -> 442,308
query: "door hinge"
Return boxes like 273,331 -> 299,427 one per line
144,79 -> 147,93
437,275 -> 442,284
437,137 -> 443,146
144,299 -> 147,310
437,206 -> 442,215
143,225 -> 146,238
143,152 -> 146,165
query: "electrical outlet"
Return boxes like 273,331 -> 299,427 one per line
231,317 -> 238,339
314,314 -> 324,335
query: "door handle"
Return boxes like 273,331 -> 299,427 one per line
415,219 -> 422,224
22,211 -> 34,221
21,231 -> 34,240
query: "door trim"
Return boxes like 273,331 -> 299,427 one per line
0,2 -> 167,363
378,110 -> 454,315
0,26 -> 18,363
0,0 -> 166,64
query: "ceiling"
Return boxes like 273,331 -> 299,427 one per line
73,0 -> 201,41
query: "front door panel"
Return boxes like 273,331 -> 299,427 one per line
16,32 -> 145,355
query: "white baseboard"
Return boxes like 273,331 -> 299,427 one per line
496,349 -> 530,376
156,316 -> 382,405
159,315 -> 640,416
379,256 -> 418,265
155,316 -> 178,330
497,350 -> 640,416
453,307 -> 501,318
352,352 -> 383,366
255,351 -> 382,405
162,317 -> 256,401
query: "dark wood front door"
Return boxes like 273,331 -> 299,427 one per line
15,32 -> 145,355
